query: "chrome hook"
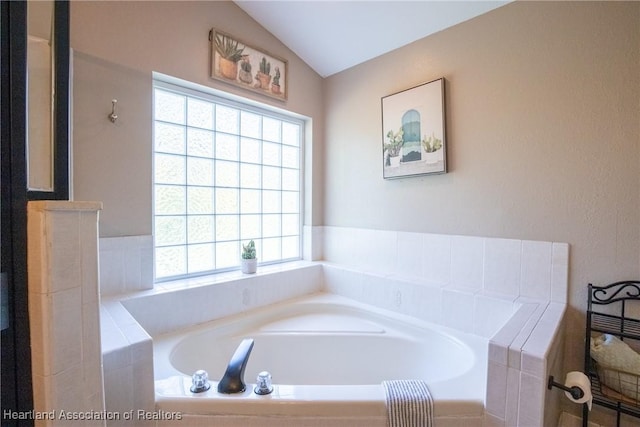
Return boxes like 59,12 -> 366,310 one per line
108,99 -> 118,123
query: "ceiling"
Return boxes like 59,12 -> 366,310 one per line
235,1 -> 510,78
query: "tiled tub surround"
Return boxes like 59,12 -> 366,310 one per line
321,226 -> 570,427
100,228 -> 567,426
27,201 -> 106,427
100,263 -> 323,425
99,235 -> 153,296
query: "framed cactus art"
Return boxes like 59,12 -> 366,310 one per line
381,78 -> 447,178
210,28 -> 288,101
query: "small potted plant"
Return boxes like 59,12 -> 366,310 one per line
255,57 -> 271,89
238,56 -> 253,84
271,67 -> 281,94
421,133 -> 443,164
241,240 -> 257,274
215,33 -> 245,80
384,127 -> 404,167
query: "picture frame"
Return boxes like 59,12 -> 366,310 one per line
210,29 -> 288,101
381,78 -> 446,179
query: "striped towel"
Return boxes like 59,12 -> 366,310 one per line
382,380 -> 434,427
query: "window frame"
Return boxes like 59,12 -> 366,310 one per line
152,78 -> 304,282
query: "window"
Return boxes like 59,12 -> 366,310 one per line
153,81 -> 302,280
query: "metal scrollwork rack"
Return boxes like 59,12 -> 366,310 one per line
584,281 -> 640,427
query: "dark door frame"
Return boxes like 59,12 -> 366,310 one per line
1,2 -> 70,425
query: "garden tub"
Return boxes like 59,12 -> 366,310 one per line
153,293 -> 488,420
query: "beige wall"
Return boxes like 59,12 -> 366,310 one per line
71,0 -> 324,236
324,1 -> 639,422
71,0 -> 639,422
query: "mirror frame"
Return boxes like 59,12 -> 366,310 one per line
27,0 -> 69,201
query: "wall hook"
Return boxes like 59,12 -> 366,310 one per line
108,99 -> 118,123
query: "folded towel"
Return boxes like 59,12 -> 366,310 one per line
590,333 -> 640,401
382,380 -> 433,427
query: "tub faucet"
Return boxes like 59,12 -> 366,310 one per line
217,338 -> 254,394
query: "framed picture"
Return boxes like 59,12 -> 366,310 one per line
381,78 -> 446,179
210,29 -> 288,101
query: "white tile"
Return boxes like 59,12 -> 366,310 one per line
521,304 -> 565,376
48,210 -> 80,252
520,240 -> 552,301
323,265 -> 364,300
27,211 -> 46,294
82,302 -> 102,368
140,245 -> 154,290
473,294 -> 516,338
104,300 -> 138,327
484,413 -> 505,427
489,302 -> 536,366
484,238 -> 521,297
103,347 -> 131,372
441,289 -> 475,332
360,228 -> 396,274
505,367 -> 521,427
31,373 -> 52,413
100,249 -> 124,296
488,341 -> 509,367
99,236 -> 125,251
517,372 -> 544,427
47,214 -> 83,295
396,232 -> 423,279
100,309 -> 129,356
422,233 -> 451,285
509,302 -> 547,370
324,226 -> 356,266
362,272 -> 396,310
103,365 -> 134,413
408,283 -> 442,324
50,365 -> 86,414
51,288 -> 83,374
28,292 -> 51,376
82,358 -> 105,407
451,235 -> 484,290
486,360 -> 508,419
123,245 -> 142,292
132,360 -> 155,412
80,211 -> 100,305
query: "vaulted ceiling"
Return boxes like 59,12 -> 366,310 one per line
235,1 -> 510,77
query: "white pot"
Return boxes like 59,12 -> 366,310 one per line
424,150 -> 442,164
388,155 -> 400,167
241,258 -> 257,274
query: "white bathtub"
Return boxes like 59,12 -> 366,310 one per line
153,293 -> 488,420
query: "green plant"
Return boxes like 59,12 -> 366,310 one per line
215,33 -> 245,62
272,67 -> 281,85
242,240 -> 256,260
384,127 -> 404,157
259,57 -> 271,75
421,133 -> 443,153
240,57 -> 252,73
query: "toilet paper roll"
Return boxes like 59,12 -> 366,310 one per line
564,371 -> 592,411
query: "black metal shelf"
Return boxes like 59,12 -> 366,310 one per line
584,281 -> 640,427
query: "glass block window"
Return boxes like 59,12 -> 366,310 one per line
153,82 -> 302,280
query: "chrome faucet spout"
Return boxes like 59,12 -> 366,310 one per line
217,338 -> 254,394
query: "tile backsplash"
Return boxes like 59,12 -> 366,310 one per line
322,226 -> 569,303
99,235 -> 153,296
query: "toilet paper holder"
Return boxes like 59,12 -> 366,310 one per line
547,375 -> 585,400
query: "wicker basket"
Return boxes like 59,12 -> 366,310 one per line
594,358 -> 640,405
